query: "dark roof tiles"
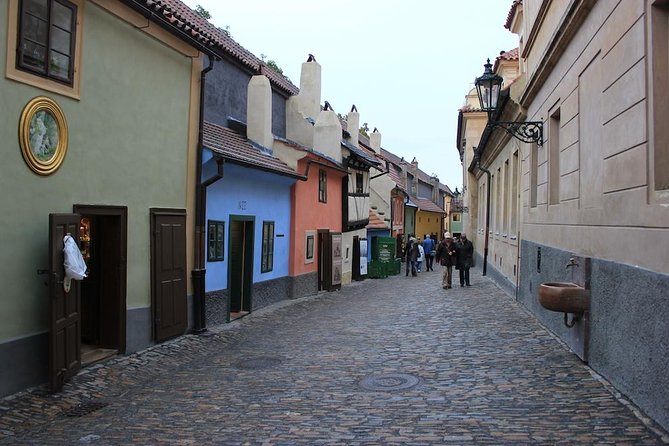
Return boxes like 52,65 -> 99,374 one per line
136,0 -> 299,95
203,121 -> 301,178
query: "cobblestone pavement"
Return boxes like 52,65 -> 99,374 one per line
2,267 -> 668,445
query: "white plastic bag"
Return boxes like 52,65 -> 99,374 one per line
63,235 -> 87,280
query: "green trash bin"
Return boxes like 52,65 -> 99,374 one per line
368,260 -> 387,279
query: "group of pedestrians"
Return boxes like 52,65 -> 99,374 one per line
403,234 -> 437,276
403,232 -> 474,291
435,232 -> 474,289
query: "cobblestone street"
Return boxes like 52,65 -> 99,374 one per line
1,267 -> 667,445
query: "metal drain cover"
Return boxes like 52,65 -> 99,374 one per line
236,356 -> 283,369
62,400 -> 109,417
359,373 -> 421,392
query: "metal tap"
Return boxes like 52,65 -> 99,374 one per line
566,257 -> 579,269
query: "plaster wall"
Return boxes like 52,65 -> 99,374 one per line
341,227 -> 366,285
518,241 -> 669,432
204,162 -> 295,292
521,0 -> 669,274
290,159 -> 343,276
415,211 -> 442,241
204,59 -> 287,137
0,3 -> 193,341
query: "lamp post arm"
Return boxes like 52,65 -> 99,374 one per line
488,120 -> 543,146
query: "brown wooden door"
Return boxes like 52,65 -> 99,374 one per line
229,217 -> 254,315
317,229 -> 330,291
151,209 -> 187,342
49,213 -> 82,392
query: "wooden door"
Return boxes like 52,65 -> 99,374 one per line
49,213 -> 81,392
229,217 -> 254,315
317,229 -> 330,291
151,209 -> 187,342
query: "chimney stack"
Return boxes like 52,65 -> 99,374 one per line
347,105 -> 359,148
247,75 -> 273,148
314,101 -> 342,162
298,55 -> 321,120
370,127 -> 381,154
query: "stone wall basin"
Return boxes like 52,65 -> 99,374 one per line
538,282 -> 589,313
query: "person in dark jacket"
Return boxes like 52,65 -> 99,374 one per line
435,232 -> 457,289
456,233 -> 474,287
404,236 -> 419,277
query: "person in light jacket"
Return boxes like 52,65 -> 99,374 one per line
416,239 -> 425,273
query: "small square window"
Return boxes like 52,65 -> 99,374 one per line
305,231 -> 315,264
261,221 -> 275,273
207,220 -> 225,262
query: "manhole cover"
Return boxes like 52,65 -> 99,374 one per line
62,400 -> 109,417
359,373 -> 421,392
236,356 -> 283,369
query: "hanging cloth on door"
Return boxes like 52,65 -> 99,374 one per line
63,234 -> 87,292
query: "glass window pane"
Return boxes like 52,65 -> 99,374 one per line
50,27 -> 71,55
49,51 -> 70,80
23,16 -> 48,44
51,1 -> 74,31
25,0 -> 48,19
217,223 -> 224,241
208,241 -> 216,261
22,40 -> 47,72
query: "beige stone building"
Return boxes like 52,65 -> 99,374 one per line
460,0 -> 669,433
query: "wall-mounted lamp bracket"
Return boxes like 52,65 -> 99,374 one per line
487,120 -> 543,145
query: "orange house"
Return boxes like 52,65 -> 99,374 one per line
289,154 -> 346,293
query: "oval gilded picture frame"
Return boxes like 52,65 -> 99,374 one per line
19,96 -> 69,176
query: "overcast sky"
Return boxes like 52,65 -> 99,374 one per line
182,0 -> 519,192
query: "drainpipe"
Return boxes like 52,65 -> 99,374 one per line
476,160 -> 491,277
192,56 -> 215,333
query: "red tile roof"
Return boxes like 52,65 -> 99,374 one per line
203,121 -> 302,178
505,0 -> 523,30
132,0 -> 299,95
366,209 -> 389,230
413,197 -> 445,214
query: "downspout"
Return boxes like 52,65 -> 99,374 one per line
192,56 -> 216,333
476,160 -> 491,276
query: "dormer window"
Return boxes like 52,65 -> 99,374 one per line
17,0 -> 77,85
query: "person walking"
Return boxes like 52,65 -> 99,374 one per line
436,232 -> 458,289
404,236 -> 419,277
416,239 -> 425,273
456,232 -> 474,287
422,234 -> 436,271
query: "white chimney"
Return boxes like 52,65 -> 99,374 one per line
298,55 -> 321,120
314,103 -> 342,163
347,105 -> 359,148
247,75 -> 273,148
370,128 -> 382,154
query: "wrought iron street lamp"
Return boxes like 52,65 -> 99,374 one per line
475,59 -> 543,145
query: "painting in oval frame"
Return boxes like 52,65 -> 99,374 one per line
19,96 -> 69,176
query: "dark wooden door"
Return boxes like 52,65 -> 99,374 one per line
229,218 -> 254,314
352,236 -> 360,281
49,213 -> 81,392
317,229 -> 330,291
151,209 -> 187,342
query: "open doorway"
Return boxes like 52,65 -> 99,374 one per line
228,216 -> 254,321
74,205 -> 127,366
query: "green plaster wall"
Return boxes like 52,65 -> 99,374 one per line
0,3 -> 193,340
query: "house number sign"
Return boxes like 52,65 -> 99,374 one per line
238,201 -> 247,210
